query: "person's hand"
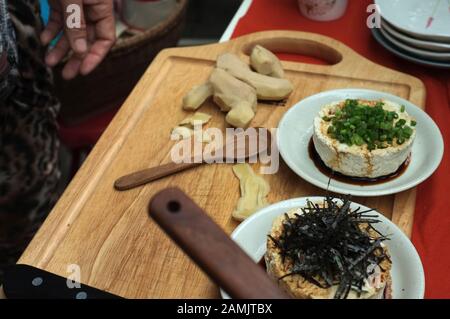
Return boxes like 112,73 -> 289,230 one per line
41,0 -> 116,80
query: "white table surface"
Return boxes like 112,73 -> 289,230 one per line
220,0 -> 253,42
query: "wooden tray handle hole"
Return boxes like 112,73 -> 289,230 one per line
242,38 -> 343,66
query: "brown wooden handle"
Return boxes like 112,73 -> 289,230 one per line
114,162 -> 202,191
148,188 -> 289,299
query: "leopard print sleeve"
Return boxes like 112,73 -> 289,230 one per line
0,0 -> 61,283
0,0 -> 18,100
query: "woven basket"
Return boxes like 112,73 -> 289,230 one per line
56,0 -> 188,125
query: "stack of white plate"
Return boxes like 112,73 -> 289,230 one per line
372,0 -> 450,68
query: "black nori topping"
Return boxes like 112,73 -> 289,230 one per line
269,196 -> 390,299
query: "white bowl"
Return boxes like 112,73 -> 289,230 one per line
221,197 -> 425,299
381,19 -> 450,53
380,27 -> 450,62
372,27 -> 450,69
277,89 -> 444,197
375,0 -> 450,43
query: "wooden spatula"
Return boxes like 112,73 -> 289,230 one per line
148,187 -> 289,299
115,128 -> 271,191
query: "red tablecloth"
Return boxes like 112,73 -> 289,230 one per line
232,0 -> 450,299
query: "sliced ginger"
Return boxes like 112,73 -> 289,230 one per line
171,126 -> 211,143
182,82 -> 213,111
172,112 -> 212,142
179,112 -> 212,126
250,45 -> 285,78
232,163 -> 270,221
217,53 -> 293,101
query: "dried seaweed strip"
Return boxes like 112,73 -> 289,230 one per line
272,196 -> 389,299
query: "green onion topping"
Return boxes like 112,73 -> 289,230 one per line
322,100 -> 415,151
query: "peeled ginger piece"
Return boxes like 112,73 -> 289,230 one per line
182,82 -> 213,111
250,45 -> 285,78
217,53 -> 293,101
232,163 -> 270,221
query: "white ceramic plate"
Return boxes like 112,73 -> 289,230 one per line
277,89 -> 444,197
372,27 -> 450,69
380,27 -> 450,62
382,19 -> 450,53
221,197 -> 425,299
375,0 -> 450,43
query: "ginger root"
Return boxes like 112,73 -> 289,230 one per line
217,53 -> 293,101
209,68 -> 257,128
225,103 -> 255,128
182,82 -> 213,111
232,163 -> 270,221
180,47 -> 293,129
250,45 -> 285,78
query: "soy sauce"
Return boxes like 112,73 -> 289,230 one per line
308,138 -> 410,186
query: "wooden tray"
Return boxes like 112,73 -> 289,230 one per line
19,31 -> 426,298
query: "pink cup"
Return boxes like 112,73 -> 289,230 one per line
297,0 -> 348,22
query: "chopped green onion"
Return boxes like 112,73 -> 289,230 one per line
323,99 -> 416,151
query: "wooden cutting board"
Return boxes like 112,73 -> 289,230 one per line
19,31 -> 425,298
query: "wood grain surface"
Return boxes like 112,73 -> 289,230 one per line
18,31 -> 426,298
149,187 -> 289,299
